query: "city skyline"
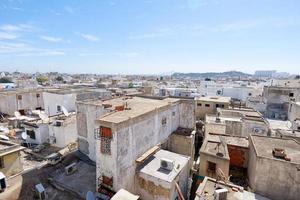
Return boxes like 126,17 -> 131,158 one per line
1,0 -> 300,74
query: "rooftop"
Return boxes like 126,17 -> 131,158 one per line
195,177 -> 270,200
200,139 -> 230,160
195,96 -> 231,103
250,135 -> 300,164
207,134 -> 249,148
111,189 -> 139,200
98,97 -> 180,124
0,140 -> 25,156
139,149 -> 189,183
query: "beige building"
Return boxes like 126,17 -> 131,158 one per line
0,141 -> 25,177
248,135 -> 300,200
195,177 -> 270,200
195,96 -> 231,120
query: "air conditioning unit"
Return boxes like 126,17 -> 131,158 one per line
55,120 -> 64,127
35,183 -> 47,200
160,158 -> 174,171
214,188 -> 228,200
253,128 -> 263,134
0,172 -> 6,191
65,162 -> 77,175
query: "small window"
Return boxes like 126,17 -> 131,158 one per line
197,103 -> 202,107
162,117 -> 167,125
57,105 -> 62,112
248,93 -> 252,96
0,157 -> 4,168
207,161 -> 216,173
220,104 -> 225,108
216,104 -> 219,108
205,104 -> 210,107
17,95 -> 22,100
172,111 -> 176,116
27,130 -> 36,139
289,93 -> 294,97
298,126 -> 300,131
36,93 -> 40,98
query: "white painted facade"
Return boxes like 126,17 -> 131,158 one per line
43,92 -> 77,116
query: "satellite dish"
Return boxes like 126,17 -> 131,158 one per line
86,191 -> 95,200
21,132 -> 28,140
61,106 -> 69,117
0,135 -> 9,141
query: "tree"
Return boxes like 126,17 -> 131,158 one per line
0,77 -> 13,83
128,82 -> 134,88
36,76 -> 49,84
56,76 -> 64,82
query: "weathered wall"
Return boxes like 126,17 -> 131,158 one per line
48,115 -> 77,148
227,145 -> 248,168
199,152 -> 230,179
248,139 -> 300,200
77,102 -> 108,161
288,102 -> 300,122
43,92 -> 76,116
25,124 -> 49,144
0,152 -> 23,177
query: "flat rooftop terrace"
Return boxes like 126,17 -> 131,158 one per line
200,140 -> 230,159
139,149 -> 189,183
195,96 -> 231,103
251,135 -> 300,164
196,177 -> 270,200
99,97 -> 180,124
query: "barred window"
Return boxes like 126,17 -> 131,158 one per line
101,137 -> 111,155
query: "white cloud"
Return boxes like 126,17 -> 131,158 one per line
64,6 -> 75,14
78,33 -> 99,42
117,52 -> 139,58
40,35 -> 63,43
79,52 -> 103,56
0,24 -> 36,32
0,32 -> 18,40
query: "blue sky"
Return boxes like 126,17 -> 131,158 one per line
0,0 -> 300,74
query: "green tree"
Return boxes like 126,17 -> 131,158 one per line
128,82 -> 134,88
36,76 -> 49,84
56,76 -> 64,82
0,77 -> 13,83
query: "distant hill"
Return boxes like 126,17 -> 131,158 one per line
172,71 -> 252,79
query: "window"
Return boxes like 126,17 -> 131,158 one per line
162,117 -> 167,126
36,93 -> 40,98
216,104 -> 219,108
172,111 -> 176,116
289,93 -> 294,97
57,105 -> 62,112
27,130 -> 36,139
248,93 -> 252,96
17,95 -> 22,100
100,127 -> 112,155
220,104 -> 225,108
207,161 -> 216,173
205,104 -> 210,107
0,157 -> 4,168
197,103 -> 202,107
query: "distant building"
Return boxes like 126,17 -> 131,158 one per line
0,140 -> 25,177
205,108 -> 270,137
248,135 -> 300,200
254,70 -> 276,78
195,96 -> 231,120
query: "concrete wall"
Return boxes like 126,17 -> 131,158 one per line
227,145 -> 248,168
288,102 -> 300,122
25,124 -> 49,145
0,151 -> 23,177
248,139 -> 300,200
0,91 -> 43,115
43,92 -> 77,116
48,115 -> 77,148
195,100 -> 229,120
77,102 -> 108,162
199,152 -> 230,179
96,100 -> 194,194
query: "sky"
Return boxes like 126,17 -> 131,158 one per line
0,0 -> 300,75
